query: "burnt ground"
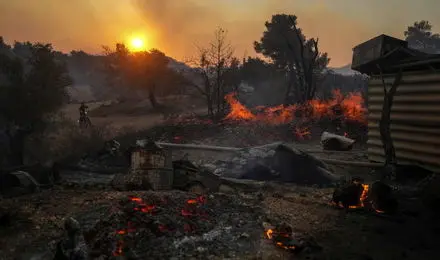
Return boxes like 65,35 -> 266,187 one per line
1,185 -> 439,260
1,120 -> 439,259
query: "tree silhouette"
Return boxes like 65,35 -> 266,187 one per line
0,40 -> 71,166
404,20 -> 440,53
254,14 -> 330,104
103,44 -> 173,107
240,57 -> 278,86
189,28 -> 236,118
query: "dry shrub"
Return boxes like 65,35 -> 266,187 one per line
25,117 -> 114,164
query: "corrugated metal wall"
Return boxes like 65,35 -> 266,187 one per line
368,71 -> 440,172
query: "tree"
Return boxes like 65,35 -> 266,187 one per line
0,40 -> 71,166
103,44 -> 172,108
254,14 -> 330,104
189,28 -> 236,118
378,69 -> 402,180
147,49 -> 171,107
404,20 -> 440,53
241,57 -> 278,85
223,57 -> 241,96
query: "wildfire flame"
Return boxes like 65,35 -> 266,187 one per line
223,89 -> 366,125
294,126 -> 311,140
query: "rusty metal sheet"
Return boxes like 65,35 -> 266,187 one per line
367,71 -> 440,172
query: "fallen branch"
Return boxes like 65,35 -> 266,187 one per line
319,158 -> 382,168
156,142 -> 241,152
155,142 -> 381,168
156,142 -> 358,154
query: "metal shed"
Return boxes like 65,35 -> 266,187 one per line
351,35 -> 440,172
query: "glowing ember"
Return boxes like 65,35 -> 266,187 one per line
112,195 -> 210,256
94,193 -> 264,258
265,228 -> 296,251
332,182 -> 385,214
130,197 -> 142,202
294,126 -> 311,140
349,184 -> 369,209
129,196 -> 156,213
113,240 -> 124,256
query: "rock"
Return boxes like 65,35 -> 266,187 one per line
271,144 -> 338,185
368,181 -> 398,214
218,184 -> 236,193
201,163 -> 217,172
240,232 -> 250,238
54,217 -> 88,260
202,142 -> 337,186
420,174 -> 440,218
248,148 -> 268,158
332,181 -> 364,208
321,131 -> 355,151
241,164 -> 277,181
1,171 -> 40,197
213,168 -> 226,175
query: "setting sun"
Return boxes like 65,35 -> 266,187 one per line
128,36 -> 147,52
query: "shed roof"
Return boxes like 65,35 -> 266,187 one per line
351,34 -> 440,75
353,46 -> 440,75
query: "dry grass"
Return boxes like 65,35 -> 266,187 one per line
25,117 -> 113,164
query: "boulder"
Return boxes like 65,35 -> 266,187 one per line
321,131 -> 354,151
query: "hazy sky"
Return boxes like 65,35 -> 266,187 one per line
0,0 -> 439,67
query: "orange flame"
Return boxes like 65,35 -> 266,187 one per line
224,89 -> 366,125
349,184 -> 369,209
294,126 -> 311,140
333,184 -> 384,214
224,93 -> 256,121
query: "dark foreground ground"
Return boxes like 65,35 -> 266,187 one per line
1,184 -> 438,260
0,121 -> 438,260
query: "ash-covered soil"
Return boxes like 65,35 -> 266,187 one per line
1,183 -> 439,260
76,191 -> 265,259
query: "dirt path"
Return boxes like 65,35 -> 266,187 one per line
62,100 -> 208,132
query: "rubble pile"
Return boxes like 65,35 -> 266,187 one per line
68,191 -> 265,259
205,142 -> 339,186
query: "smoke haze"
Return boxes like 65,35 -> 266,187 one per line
0,0 -> 439,66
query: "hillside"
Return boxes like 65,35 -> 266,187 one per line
328,64 -> 364,76
66,52 -> 195,102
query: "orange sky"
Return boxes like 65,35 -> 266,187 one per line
0,0 -> 439,67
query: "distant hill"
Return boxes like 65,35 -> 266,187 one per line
66,52 -> 197,102
328,64 -> 363,76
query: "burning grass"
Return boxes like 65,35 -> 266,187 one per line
164,89 -> 367,142
224,89 -> 366,126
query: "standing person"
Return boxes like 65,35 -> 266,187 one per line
78,102 -> 91,128
79,102 -> 88,118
